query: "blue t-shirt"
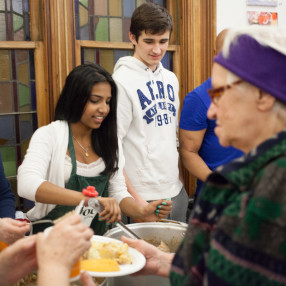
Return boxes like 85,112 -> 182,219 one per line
179,78 -> 243,194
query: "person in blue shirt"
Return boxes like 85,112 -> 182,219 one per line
179,30 -> 243,199
0,152 -> 15,218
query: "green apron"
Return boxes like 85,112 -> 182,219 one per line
32,126 -> 109,235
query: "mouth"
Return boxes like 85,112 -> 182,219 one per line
92,116 -> 104,124
150,55 -> 161,60
214,124 -> 221,135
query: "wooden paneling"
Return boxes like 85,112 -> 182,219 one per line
179,0 -> 217,196
180,0 -> 216,97
167,0 -> 180,45
0,42 -> 36,49
30,0 -> 50,126
78,41 -> 178,51
30,0 -> 42,41
34,41 -> 49,127
167,0 -> 181,114
47,0 -> 76,119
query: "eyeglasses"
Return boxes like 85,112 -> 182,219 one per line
207,79 -> 244,104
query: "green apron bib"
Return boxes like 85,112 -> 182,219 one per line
32,126 -> 109,235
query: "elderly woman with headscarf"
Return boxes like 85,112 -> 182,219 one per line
122,26 -> 286,286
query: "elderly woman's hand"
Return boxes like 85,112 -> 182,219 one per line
121,236 -> 174,277
0,218 -> 30,245
97,197 -> 121,223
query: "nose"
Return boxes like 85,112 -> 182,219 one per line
152,43 -> 161,54
207,102 -> 217,120
98,102 -> 109,114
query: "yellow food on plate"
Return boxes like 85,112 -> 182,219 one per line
87,241 -> 132,265
0,241 -> 8,251
81,258 -> 120,272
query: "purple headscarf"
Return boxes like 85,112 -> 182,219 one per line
214,34 -> 286,104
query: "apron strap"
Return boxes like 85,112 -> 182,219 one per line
68,124 -> 77,175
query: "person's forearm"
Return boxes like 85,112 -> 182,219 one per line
38,265 -> 70,286
35,181 -> 86,206
181,150 -> 212,182
157,252 -> 175,277
126,187 -> 148,206
119,197 -> 145,219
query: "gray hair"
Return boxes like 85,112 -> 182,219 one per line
222,26 -> 286,58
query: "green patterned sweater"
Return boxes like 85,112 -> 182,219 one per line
170,129 -> 286,286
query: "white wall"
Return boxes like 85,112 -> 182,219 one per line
217,0 -> 286,34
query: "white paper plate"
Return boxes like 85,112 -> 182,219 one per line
82,235 -> 146,277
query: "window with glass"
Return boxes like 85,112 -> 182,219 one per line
75,0 -> 173,73
75,0 -> 166,41
82,48 -> 173,74
0,0 -> 37,210
0,0 -> 31,41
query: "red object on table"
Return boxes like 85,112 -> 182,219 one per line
15,218 -> 30,223
82,186 -> 99,197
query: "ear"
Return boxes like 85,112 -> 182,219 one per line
257,91 -> 276,112
129,32 -> 137,45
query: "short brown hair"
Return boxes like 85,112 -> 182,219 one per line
130,2 -> 173,42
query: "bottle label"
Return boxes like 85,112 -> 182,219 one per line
75,204 -> 101,226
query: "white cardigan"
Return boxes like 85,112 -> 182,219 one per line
17,120 -> 132,221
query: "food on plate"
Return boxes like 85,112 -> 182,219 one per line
86,241 -> 132,265
145,238 -> 172,253
157,240 -> 170,253
14,272 -> 37,286
81,258 -> 120,272
81,240 -> 132,272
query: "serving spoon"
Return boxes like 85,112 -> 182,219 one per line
115,221 -> 141,240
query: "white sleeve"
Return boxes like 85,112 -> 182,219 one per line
114,80 -> 133,141
17,126 -> 53,201
108,138 -> 133,203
